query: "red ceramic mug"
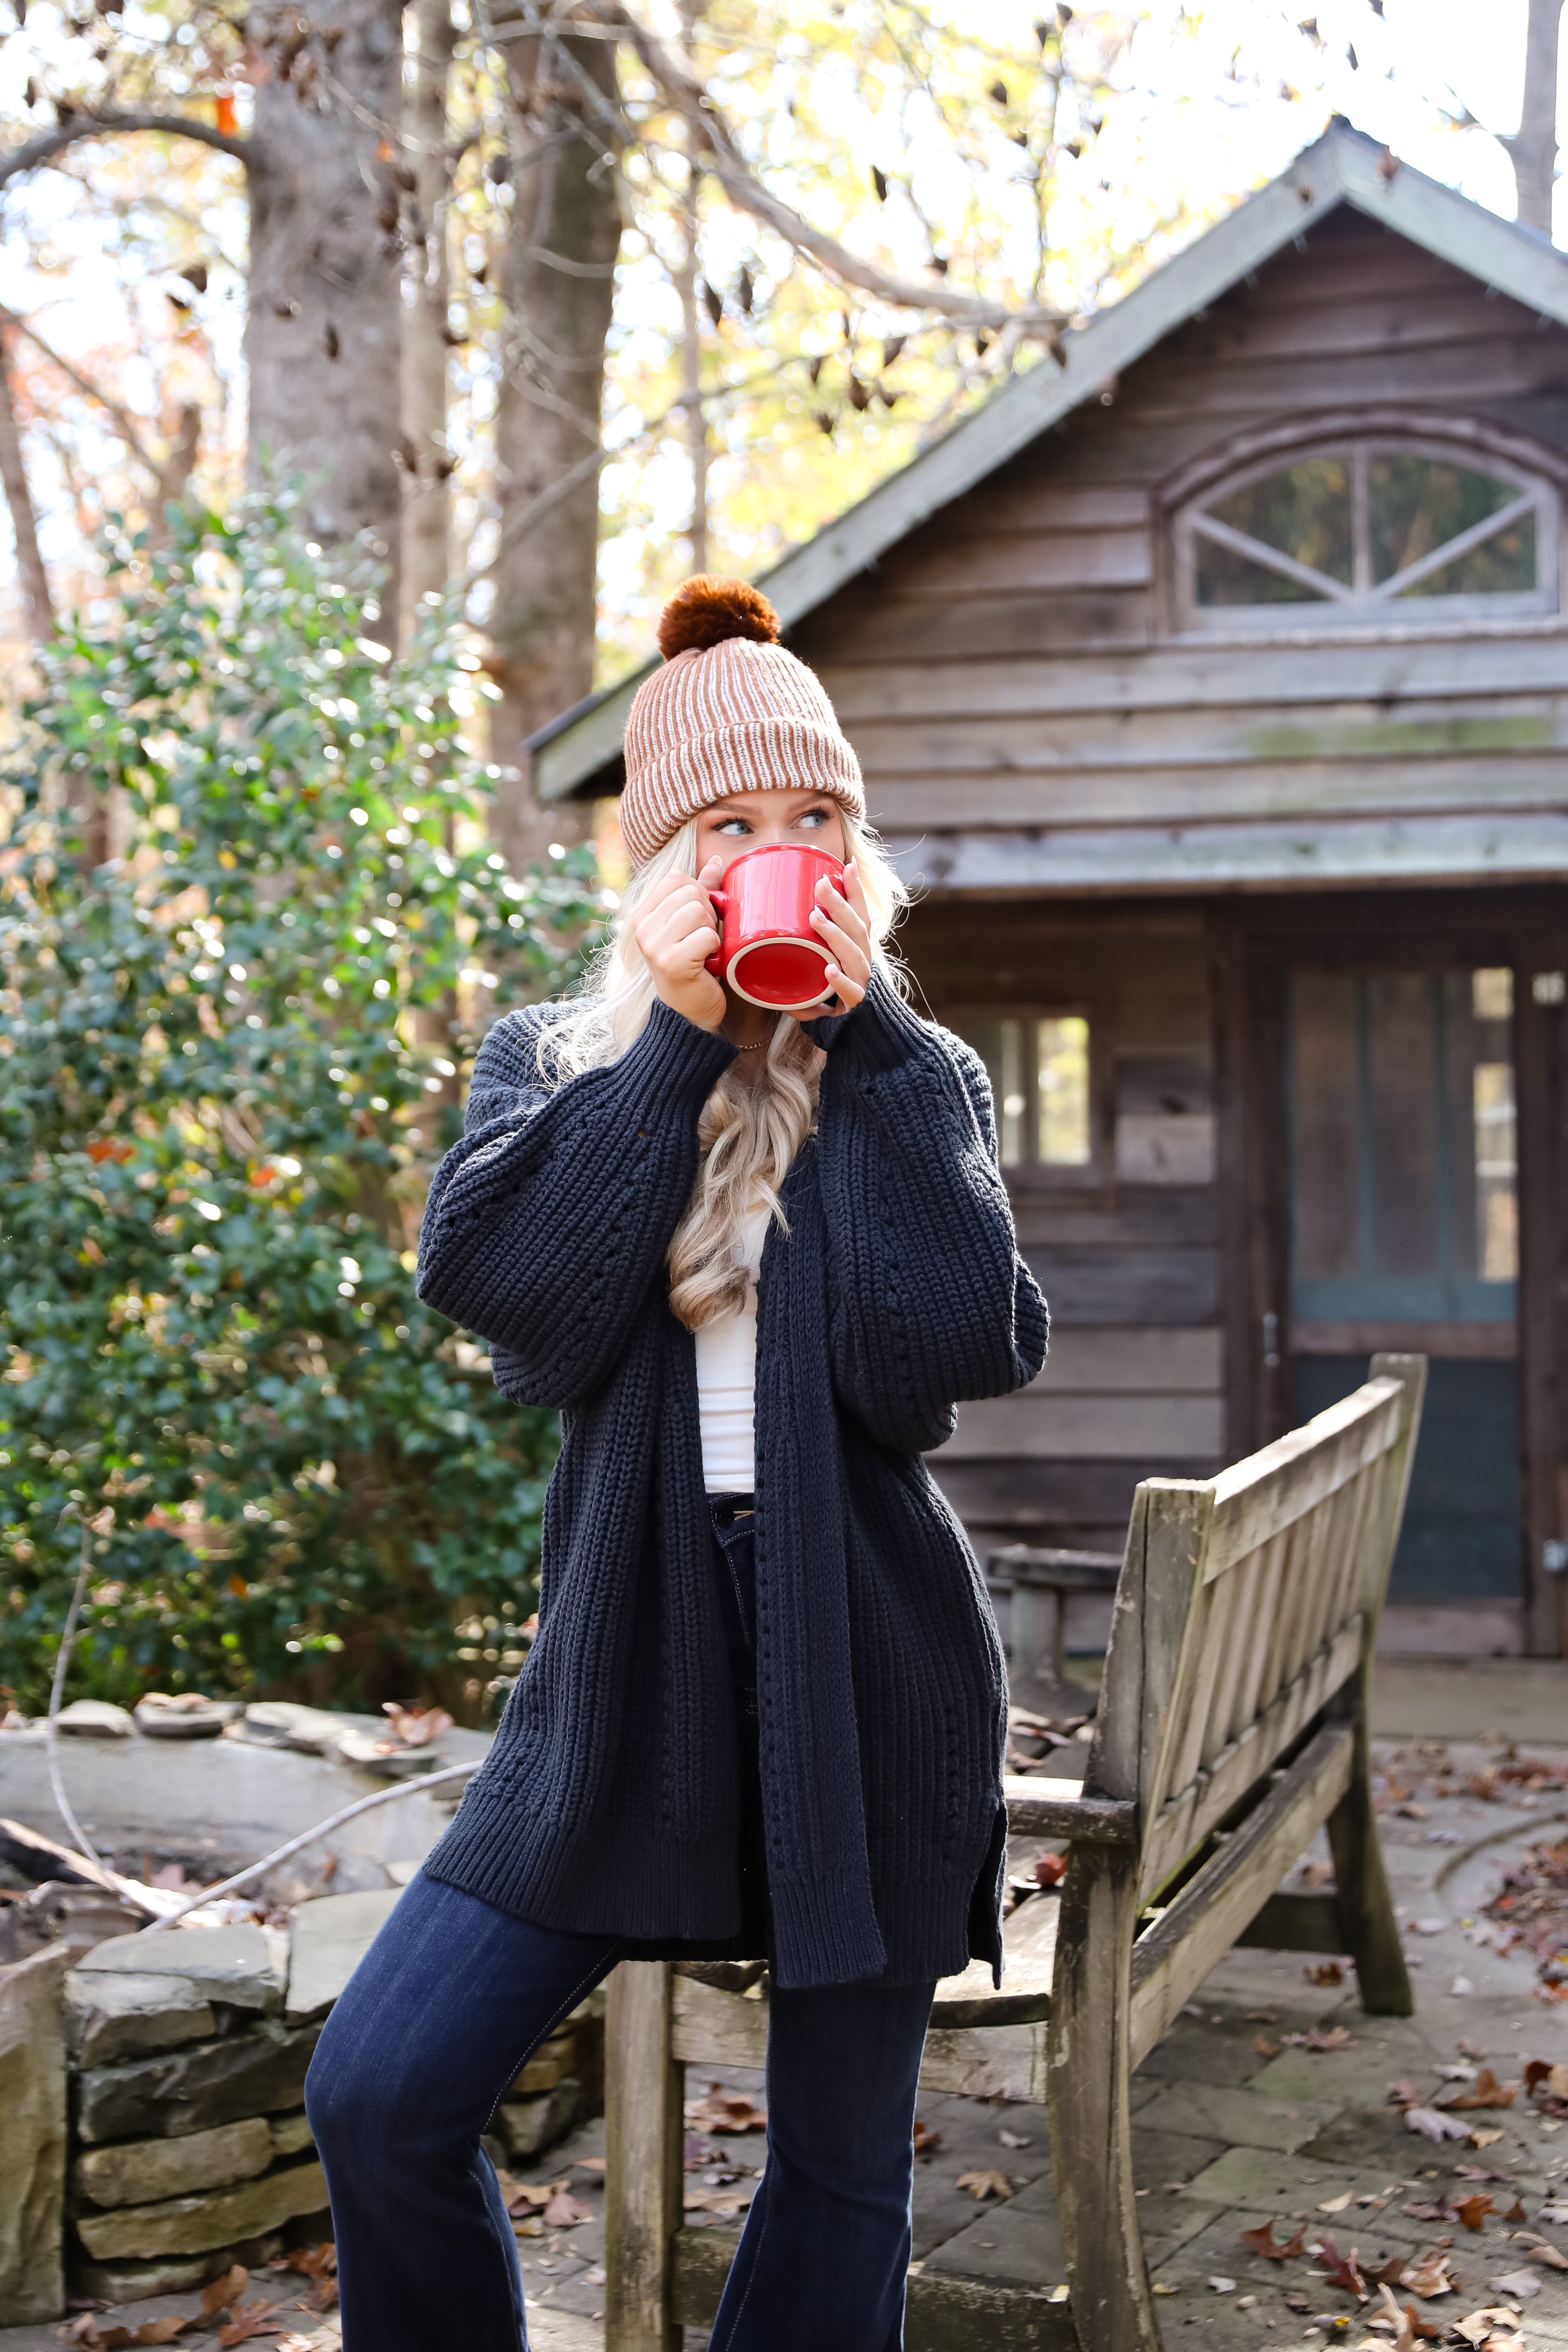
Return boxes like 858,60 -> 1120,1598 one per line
704,844 -> 846,1013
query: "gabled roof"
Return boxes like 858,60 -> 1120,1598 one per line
533,120 -> 1568,806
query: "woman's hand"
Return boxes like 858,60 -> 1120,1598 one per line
634,857 -> 728,1032
811,860 -> 873,1012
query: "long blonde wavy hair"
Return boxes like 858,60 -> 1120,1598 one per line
540,810 -> 908,1330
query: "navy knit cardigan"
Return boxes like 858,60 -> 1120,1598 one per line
415,970 -> 1049,1991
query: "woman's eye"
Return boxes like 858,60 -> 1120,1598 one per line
797,808 -> 829,829
714,817 -> 751,835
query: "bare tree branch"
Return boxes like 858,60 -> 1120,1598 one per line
2,305 -> 161,477
0,325 -> 54,641
609,1 -> 1068,336
0,109 -> 250,195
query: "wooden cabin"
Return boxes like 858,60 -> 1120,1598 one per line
533,125 -> 1568,1662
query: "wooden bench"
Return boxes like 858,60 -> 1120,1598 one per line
601,1355 -> 1426,2352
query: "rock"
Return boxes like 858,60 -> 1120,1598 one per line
65,1969 -> 216,2067
134,1695 -> 235,1740
0,1943 -> 72,2325
54,1699 -> 135,1737
77,1925 -> 286,2015
285,1887 -> 401,2021
76,2230 -> 285,2306
513,2030 -> 575,2094
268,2110 -> 314,2157
0,1881 -> 149,1969
334,1729 -> 441,1776
496,2077 -> 581,2161
239,1701 -> 356,1755
76,2019 -> 321,2144
73,2116 -> 275,2210
75,2155 -> 330,2261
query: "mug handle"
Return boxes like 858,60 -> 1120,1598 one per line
704,887 -> 729,981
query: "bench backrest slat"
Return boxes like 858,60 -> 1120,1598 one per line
1079,1356 -> 1425,1903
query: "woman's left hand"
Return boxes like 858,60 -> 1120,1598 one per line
810,860 -> 873,1011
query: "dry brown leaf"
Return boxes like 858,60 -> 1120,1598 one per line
1319,2191 -> 1355,2214
1286,2024 -> 1353,2053
1306,1961 -> 1346,1987
1315,2236 -> 1370,2298
1255,2034 -> 1281,2059
1387,2079 -> 1420,2108
540,2190 -> 595,2226
1447,2070 -> 1516,2111
200,2268 -> 250,2319
911,2121 -> 942,2155
1402,2251 -> 1459,2298
1034,1852 -> 1067,1887
1453,2195 -> 1496,2231
684,2084 -> 767,2134
1513,2234 -> 1568,2270
1240,2220 -> 1306,2260
1469,2128 -> 1506,2149
216,2303 -> 282,2345
955,2169 -> 1015,2201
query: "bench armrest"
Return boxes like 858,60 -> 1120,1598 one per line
1003,1774 -> 1138,1845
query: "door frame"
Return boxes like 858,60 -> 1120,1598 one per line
1209,885 -> 1568,1659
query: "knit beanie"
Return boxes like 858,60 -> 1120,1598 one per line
619,576 -> 865,869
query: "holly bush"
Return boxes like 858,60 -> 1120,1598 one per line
0,500 -> 601,1720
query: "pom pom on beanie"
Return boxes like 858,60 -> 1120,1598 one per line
620,575 -> 865,869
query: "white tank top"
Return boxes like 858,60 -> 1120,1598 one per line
695,1200 -> 771,1493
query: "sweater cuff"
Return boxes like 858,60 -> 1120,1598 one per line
803,966 -> 931,1073
618,996 -> 738,1107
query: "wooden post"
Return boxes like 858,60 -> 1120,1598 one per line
1047,1846 -> 1159,2352
604,1961 -> 684,2352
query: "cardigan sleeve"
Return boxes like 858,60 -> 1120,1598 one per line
416,999 -> 736,1408
806,971 -> 1049,1456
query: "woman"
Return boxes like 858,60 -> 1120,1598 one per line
305,575 -> 1049,2352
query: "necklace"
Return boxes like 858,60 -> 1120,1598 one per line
731,1037 -> 769,1053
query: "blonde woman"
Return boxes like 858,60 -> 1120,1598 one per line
306,578 -> 1049,2352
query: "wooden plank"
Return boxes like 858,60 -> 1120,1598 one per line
1024,1326 -> 1223,1393
1293,1319 -> 1518,1359
944,1392 -> 1225,1461
1017,1245 -> 1220,1327
884,815 -> 1568,900
931,1883 -> 1062,2026
604,1962 -> 683,2352
1205,1379 -> 1406,1579
671,1973 -> 769,2070
1118,330 -> 1568,417
819,635 -> 1568,728
888,527 -> 1153,596
1128,1723 -> 1355,2065
1008,1191 -> 1218,1250
920,2021 -> 1051,2101
1003,1776 -> 1137,1844
866,756 -> 1568,839
851,697 -> 1568,781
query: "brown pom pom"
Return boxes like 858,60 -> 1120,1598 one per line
657,575 -> 780,662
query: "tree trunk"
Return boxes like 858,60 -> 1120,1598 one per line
0,324 -> 54,642
399,0 -> 455,644
488,15 -> 621,870
245,0 -> 406,616
1508,0 -> 1563,236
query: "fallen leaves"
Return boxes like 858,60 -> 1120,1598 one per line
1400,2250 -> 1459,2298
216,2306 -> 282,2346
1306,1961 -> 1346,1986
955,2169 -> 1015,2201
684,2083 -> 767,2134
1486,2268 -> 1541,2299
271,2244 -> 336,2311
1314,2236 -> 1369,2298
1284,2023 -> 1354,2052
1240,2220 -> 1306,2260
1034,1852 -> 1067,1888
912,2119 -> 942,2157
1445,2069 -> 1517,2111
65,2318 -> 198,2349
1255,2033 -> 1281,2059
1405,2106 -> 1472,2142
1452,2310 -> 1525,2349
1452,2195 -> 1496,2231
201,2272 -> 250,2319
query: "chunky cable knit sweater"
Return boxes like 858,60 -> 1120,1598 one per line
415,971 -> 1049,1990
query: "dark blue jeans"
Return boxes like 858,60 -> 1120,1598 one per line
305,1506 -> 936,2351
306,1873 -> 934,2351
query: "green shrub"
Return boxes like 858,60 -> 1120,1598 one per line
0,501 -> 599,1721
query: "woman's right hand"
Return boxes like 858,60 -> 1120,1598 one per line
633,856 -> 728,1032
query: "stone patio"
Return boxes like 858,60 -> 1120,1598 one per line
4,1731 -> 1565,2351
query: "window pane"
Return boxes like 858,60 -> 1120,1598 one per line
1394,512 -> 1536,598
960,1019 -> 1026,1164
1369,454 -> 1518,582
1195,538 -> 1331,607
1474,1063 -> 1519,1281
1290,974 -> 1360,1279
1037,1016 -> 1090,1166
1209,457 -> 1354,581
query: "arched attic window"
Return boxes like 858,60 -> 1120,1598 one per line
1168,428 -> 1560,631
